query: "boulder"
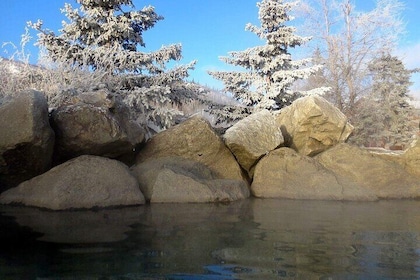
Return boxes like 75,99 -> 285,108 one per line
0,155 -> 145,210
316,143 -> 420,199
251,148 -> 377,201
223,109 -> 284,177
135,116 -> 247,182
50,89 -> 145,164
275,95 -> 353,156
131,157 -> 249,203
0,90 -> 55,191
367,138 -> 420,179
403,138 -> 420,178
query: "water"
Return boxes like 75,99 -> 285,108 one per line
1,198 -> 420,279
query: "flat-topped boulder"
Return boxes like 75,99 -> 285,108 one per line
316,143 -> 420,199
251,147 -> 377,201
367,138 -> 420,179
0,155 -> 145,210
275,95 -> 353,156
0,90 -> 54,191
403,138 -> 420,178
223,109 -> 284,178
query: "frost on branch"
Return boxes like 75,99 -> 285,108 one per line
29,0 -> 202,129
208,0 -> 328,124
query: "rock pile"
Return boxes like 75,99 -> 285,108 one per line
1,90 -> 419,210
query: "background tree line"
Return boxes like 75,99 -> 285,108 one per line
297,0 -> 419,147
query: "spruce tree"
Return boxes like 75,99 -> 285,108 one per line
352,54 -> 416,147
29,0 -> 201,128
208,0 -> 327,123
299,0 -> 405,120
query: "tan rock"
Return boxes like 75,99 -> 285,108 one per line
0,155 -> 145,210
316,143 -> 420,199
251,148 -> 376,200
152,169 -> 249,203
135,116 -> 247,182
275,95 -> 353,156
403,138 -> 420,178
131,157 -> 249,203
223,109 -> 283,177
367,138 -> 420,179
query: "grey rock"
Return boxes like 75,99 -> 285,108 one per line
51,89 -> 145,164
0,90 -> 54,191
0,155 -> 145,210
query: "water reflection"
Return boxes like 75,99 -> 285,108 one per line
223,199 -> 420,279
1,199 -> 420,279
0,206 -> 146,243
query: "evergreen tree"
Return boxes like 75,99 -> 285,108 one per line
29,0 -> 201,128
352,54 -> 416,147
208,0 -> 328,123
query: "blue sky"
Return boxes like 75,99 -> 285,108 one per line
1,0 -> 419,99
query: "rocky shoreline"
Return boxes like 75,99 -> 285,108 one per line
0,90 -> 419,210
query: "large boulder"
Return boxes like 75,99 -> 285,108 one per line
251,148 -> 377,201
403,138 -> 420,178
131,157 -> 249,203
0,90 -> 55,191
223,109 -> 284,177
367,138 -> 420,179
50,89 -> 145,164
0,155 -> 145,210
135,116 -> 247,182
316,143 -> 420,199
275,95 -> 353,156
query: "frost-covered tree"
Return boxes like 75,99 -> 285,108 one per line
29,0 -> 201,128
208,0 -> 328,123
299,0 -> 405,119
351,54 -> 416,147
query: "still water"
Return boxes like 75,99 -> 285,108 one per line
1,198 -> 420,279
